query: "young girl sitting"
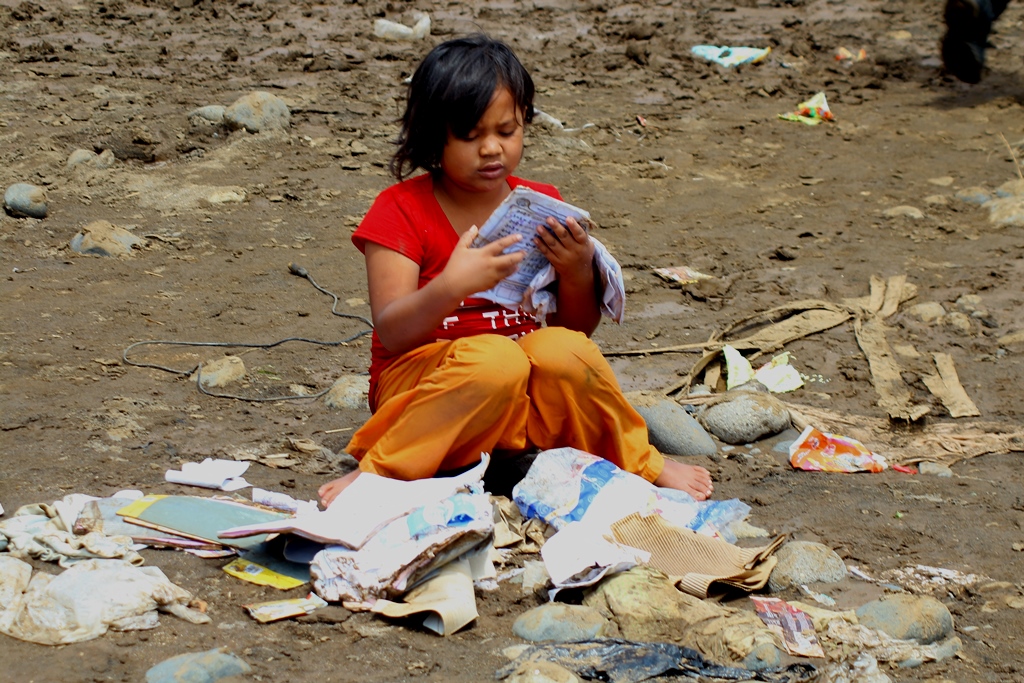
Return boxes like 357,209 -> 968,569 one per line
318,34 -> 713,507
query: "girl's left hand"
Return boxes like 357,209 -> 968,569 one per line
535,216 -> 595,281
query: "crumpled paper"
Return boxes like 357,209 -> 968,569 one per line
0,557 -> 209,645
779,92 -> 834,125
0,499 -> 143,567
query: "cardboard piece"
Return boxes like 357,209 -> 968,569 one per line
75,497 -> 214,549
921,352 -> 980,418
117,495 -> 289,551
854,316 -> 929,422
371,557 -> 479,636
610,513 -> 783,598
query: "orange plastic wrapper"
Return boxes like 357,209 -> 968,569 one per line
788,425 -> 887,473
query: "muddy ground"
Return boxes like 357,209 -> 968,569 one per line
2,0 -> 1024,681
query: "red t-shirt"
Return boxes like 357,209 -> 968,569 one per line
352,174 -> 562,409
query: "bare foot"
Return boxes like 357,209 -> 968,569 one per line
318,469 -> 361,508
653,459 -> 714,501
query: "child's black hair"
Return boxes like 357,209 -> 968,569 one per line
390,34 -> 535,181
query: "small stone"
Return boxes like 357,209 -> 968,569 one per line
883,205 -> 924,219
66,148 -> 98,169
92,149 -> 117,169
954,186 -> 991,205
944,311 -> 973,333
923,194 -> 948,206
855,594 -> 954,644
994,178 -> 1024,198
918,462 -> 953,478
193,356 -> 246,388
987,195 -> 1024,227
512,604 -> 611,643
206,189 -> 246,204
224,92 -> 290,133
4,183 -> 47,218
627,391 -> 717,457
998,330 -> 1024,346
294,605 -> 351,624
145,648 -> 250,683
767,541 -> 847,592
189,105 -> 227,125
69,220 -> 144,256
698,391 -> 790,445
908,302 -> 946,324
506,661 -> 581,683
350,140 -> 369,155
955,294 -> 983,313
927,176 -> 955,187
324,375 -> 370,410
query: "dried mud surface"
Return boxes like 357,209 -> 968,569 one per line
2,1 -> 1024,681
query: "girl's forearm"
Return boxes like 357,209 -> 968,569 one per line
373,276 -> 464,352
550,262 -> 601,335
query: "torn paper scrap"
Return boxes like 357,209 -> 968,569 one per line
921,352 -> 980,418
691,45 -> 771,67
753,352 -> 805,393
751,596 -> 825,658
723,345 -> 755,390
245,593 -> 327,623
653,265 -> 713,285
165,458 -> 251,491
371,557 -> 479,636
311,492 -> 493,607
789,425 -> 887,473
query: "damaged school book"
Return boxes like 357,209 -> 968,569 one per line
470,186 -> 593,309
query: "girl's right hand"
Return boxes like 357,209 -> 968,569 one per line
437,226 -> 526,301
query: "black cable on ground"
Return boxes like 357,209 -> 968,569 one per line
122,264 -> 374,402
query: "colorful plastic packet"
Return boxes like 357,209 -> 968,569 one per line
788,425 -> 887,473
751,596 -> 825,658
779,92 -> 834,126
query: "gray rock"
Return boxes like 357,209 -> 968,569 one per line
918,461 -> 953,478
69,220 -> 144,256
954,187 -> 991,205
145,648 -> 250,683
897,636 -> 961,668
324,375 -> 370,410
189,104 -> 226,124
224,92 -> 290,133
856,594 -> 954,644
767,541 -> 847,592
627,392 -> 717,457
66,148 -> 117,171
512,604 -> 611,643
4,183 -> 47,218
698,391 -> 790,445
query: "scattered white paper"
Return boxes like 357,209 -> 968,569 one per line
165,458 -> 251,491
221,455 -> 489,549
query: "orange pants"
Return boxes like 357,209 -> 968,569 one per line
345,327 -> 665,482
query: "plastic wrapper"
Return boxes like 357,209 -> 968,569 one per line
789,425 -> 887,473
